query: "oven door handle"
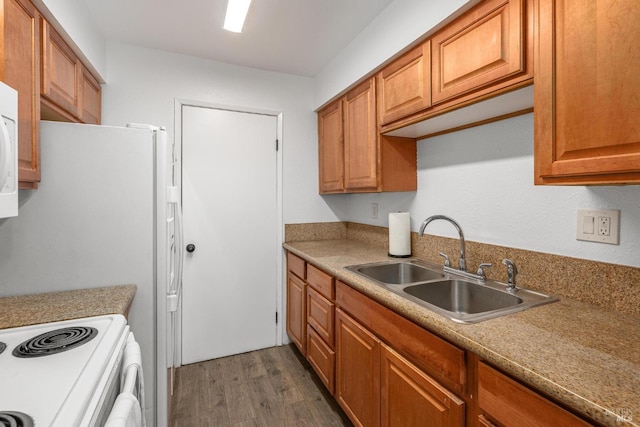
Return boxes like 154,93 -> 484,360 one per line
118,333 -> 146,427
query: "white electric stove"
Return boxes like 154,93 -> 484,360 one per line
0,314 -> 129,426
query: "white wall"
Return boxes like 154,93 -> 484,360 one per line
314,0 -> 471,107
102,41 -> 346,224
345,113 -> 640,268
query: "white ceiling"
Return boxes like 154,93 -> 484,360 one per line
81,0 -> 395,77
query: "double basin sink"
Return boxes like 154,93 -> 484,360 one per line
346,259 -> 558,323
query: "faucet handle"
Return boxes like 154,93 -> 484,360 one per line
502,259 -> 518,289
476,263 -> 492,281
438,252 -> 451,268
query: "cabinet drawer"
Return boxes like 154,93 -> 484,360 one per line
306,264 -> 334,300
307,325 -> 335,395
336,280 -> 465,395
307,286 -> 335,347
286,252 -> 306,280
478,362 -> 593,427
381,344 -> 464,427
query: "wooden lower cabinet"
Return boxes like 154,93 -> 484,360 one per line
285,259 -> 597,427
381,344 -> 464,427
286,271 -> 306,356
335,307 -> 381,427
477,362 -> 593,427
335,307 -> 464,427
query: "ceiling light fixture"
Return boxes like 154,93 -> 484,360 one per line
223,0 -> 252,33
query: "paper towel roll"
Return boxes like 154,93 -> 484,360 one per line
389,212 -> 411,257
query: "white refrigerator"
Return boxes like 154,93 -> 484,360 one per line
0,121 -> 183,427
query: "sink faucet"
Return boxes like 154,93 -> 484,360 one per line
419,215 -> 467,272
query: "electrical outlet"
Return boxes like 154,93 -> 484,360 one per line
598,216 -> 610,236
371,203 -> 378,219
576,209 -> 620,245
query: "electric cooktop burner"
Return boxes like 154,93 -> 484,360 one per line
0,342 -> 5,355
12,326 -> 98,358
0,411 -> 34,427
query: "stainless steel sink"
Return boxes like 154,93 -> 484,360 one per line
346,260 -> 558,323
404,279 -> 523,314
353,261 -> 444,284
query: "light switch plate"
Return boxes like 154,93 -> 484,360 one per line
576,209 -> 620,245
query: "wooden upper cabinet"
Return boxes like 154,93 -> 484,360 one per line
318,100 -> 344,193
381,344 -> 464,427
534,0 -> 640,184
1,0 -> 41,189
377,42 -> 431,126
431,0 -> 528,105
344,77 -> 378,191
41,19 -> 81,118
80,65 -> 101,124
318,77 -> 417,195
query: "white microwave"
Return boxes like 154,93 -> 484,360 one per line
0,81 -> 18,218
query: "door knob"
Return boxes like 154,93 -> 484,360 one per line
186,243 -> 196,253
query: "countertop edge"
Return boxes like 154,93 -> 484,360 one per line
0,284 -> 137,330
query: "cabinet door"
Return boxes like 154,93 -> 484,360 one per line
80,65 -> 101,124
1,0 -> 41,188
343,77 -> 378,191
478,362 -> 593,427
381,344 -> 464,427
286,272 -> 306,356
318,100 -> 344,193
335,308 -> 380,427
431,0 -> 526,104
41,19 -> 81,118
377,42 -> 431,126
534,0 -> 640,184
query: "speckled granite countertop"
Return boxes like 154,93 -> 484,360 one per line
284,239 -> 639,427
0,285 -> 137,329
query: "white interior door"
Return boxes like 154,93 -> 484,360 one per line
181,105 -> 278,365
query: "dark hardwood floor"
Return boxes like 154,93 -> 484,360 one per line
170,344 -> 352,426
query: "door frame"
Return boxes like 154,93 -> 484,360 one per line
173,98 -> 285,367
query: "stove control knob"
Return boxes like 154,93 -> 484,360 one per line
186,243 -> 196,253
